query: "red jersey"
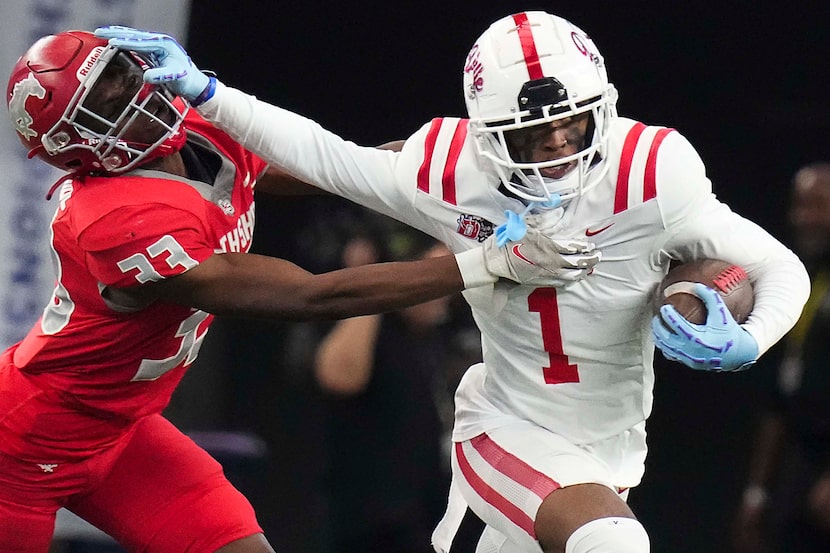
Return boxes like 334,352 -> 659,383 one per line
0,108 -> 266,460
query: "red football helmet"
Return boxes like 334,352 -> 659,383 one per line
6,30 -> 188,175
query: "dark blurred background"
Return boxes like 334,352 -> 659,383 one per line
166,3 -> 830,553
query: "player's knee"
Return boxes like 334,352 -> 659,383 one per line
564,517 -> 649,553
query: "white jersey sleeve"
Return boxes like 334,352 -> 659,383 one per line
652,131 -> 810,355
199,82 -> 443,236
199,82 -> 514,248
198,84 -> 405,213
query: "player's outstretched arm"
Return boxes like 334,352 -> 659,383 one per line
150,251 -> 465,320
255,141 -> 405,196
119,225 -> 598,320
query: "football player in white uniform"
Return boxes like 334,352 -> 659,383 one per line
97,11 -> 810,553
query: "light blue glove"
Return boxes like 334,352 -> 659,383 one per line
94,26 -> 215,105
651,283 -> 758,372
495,194 -> 562,247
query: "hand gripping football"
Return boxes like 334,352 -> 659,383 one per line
655,259 -> 754,324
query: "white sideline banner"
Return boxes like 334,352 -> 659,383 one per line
0,0 -> 192,348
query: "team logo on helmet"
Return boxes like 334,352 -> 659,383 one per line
570,32 -> 600,65
464,44 -> 484,96
8,72 -> 46,140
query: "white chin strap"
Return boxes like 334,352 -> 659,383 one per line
529,172 -> 579,200
507,169 -> 579,206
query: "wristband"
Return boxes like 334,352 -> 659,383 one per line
190,75 -> 217,107
455,249 -> 497,289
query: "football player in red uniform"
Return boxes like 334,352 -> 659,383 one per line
0,31 -> 601,553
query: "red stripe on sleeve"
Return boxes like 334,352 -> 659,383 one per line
614,122 -> 647,214
455,441 -> 537,537
417,118 -> 443,193
440,119 -> 469,205
513,13 -> 544,80
643,128 -> 675,202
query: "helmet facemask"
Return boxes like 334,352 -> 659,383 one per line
38,46 -> 188,174
472,83 -> 616,204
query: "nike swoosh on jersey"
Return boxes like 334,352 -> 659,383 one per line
585,223 -> 615,236
511,244 -> 535,265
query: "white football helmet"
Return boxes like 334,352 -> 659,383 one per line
463,11 -> 618,204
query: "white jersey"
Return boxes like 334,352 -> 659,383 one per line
200,84 -> 809,446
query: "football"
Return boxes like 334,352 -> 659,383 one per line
655,259 -> 754,324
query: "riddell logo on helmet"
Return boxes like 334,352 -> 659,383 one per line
77,46 -> 105,81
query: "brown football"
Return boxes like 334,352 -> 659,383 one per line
655,259 -> 754,324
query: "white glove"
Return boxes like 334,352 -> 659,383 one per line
94,26 -> 215,105
456,226 -> 600,288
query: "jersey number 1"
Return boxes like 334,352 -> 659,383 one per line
528,288 -> 580,384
